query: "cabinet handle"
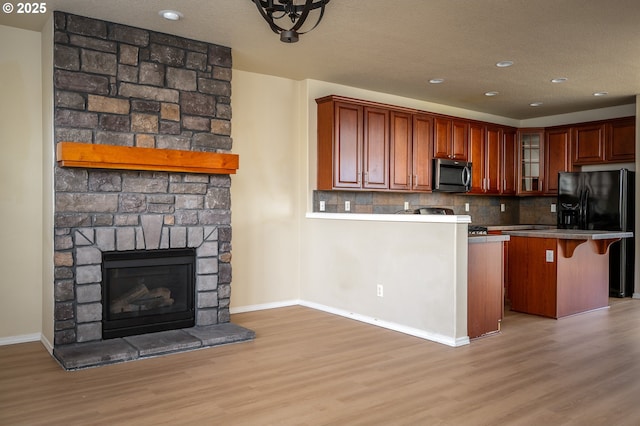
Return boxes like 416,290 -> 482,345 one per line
364,171 -> 369,184
357,171 -> 362,184
408,175 -> 412,187
413,175 -> 418,187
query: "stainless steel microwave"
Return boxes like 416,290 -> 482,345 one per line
433,158 -> 472,192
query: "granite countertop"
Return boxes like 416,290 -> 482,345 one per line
306,212 -> 471,224
485,224 -> 557,231
502,229 -> 633,240
468,234 -> 511,244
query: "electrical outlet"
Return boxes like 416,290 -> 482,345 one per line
551,203 -> 557,213
464,203 -> 470,212
377,284 -> 384,297
500,203 -> 506,212
345,201 -> 351,211
404,201 -> 410,211
319,201 -> 326,211
546,250 -> 554,263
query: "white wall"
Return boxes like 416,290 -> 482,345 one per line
0,25 -> 43,341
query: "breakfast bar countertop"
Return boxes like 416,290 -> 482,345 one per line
502,229 -> 633,240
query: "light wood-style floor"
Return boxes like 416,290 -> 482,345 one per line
2,299 -> 640,425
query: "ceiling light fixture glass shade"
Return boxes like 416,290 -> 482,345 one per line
251,0 -> 330,43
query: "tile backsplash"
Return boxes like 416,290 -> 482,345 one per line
314,191 -> 557,226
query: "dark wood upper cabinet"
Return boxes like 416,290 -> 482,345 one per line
517,129 -> 544,195
469,124 -> 504,194
316,96 -> 390,190
390,112 -> 433,191
362,106 -> 390,189
572,123 -> 605,165
411,114 -> 434,192
389,111 -> 413,191
572,117 -> 636,165
318,95 -> 635,195
434,117 -> 469,161
606,117 -> 635,162
544,127 -> 571,195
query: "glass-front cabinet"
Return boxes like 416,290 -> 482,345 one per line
518,129 -> 544,194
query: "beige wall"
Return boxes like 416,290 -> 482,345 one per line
229,71 -> 303,309
0,25 -> 43,341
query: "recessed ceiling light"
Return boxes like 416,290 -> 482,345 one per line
485,91 -> 499,97
530,102 -> 543,107
159,10 -> 183,21
496,60 -> 514,68
551,77 -> 568,83
593,91 -> 609,97
429,78 -> 445,84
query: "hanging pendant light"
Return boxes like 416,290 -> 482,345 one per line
251,0 -> 330,43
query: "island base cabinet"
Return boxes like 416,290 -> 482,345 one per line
508,236 -> 610,319
468,242 -> 504,338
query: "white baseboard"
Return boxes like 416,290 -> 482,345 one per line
0,333 -> 41,346
298,300 -> 470,347
230,299 -> 300,314
40,334 -> 54,354
633,293 -> 640,299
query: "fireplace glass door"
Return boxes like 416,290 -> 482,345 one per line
102,249 -> 195,339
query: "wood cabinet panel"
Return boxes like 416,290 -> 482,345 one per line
434,117 -> 469,161
390,111 -> 413,190
468,242 -> 504,338
502,129 -> 517,195
433,117 -> 452,159
468,123 -> 485,193
607,117 -> 635,162
452,120 -> 470,160
411,114 -> 433,191
334,102 -> 364,188
485,126 -> 502,194
468,123 -> 501,194
572,124 -> 605,165
544,128 -> 570,195
508,236 -> 557,318
363,107 -> 390,189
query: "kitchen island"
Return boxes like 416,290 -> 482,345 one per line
503,229 -> 633,318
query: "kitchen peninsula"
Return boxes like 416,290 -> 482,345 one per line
504,229 -> 633,319
304,212 -> 471,347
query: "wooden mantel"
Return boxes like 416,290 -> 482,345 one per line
56,142 -> 239,175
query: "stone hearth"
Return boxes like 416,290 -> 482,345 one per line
55,323 -> 255,370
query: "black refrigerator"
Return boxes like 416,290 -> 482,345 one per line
557,169 -> 635,297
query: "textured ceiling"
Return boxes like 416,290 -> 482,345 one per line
2,0 -> 640,119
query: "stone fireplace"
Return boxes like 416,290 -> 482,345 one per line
51,12 -> 254,369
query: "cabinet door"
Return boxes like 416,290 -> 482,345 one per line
468,123 -> 485,193
607,117 -> 635,162
412,114 -> 433,191
501,129 -> 517,195
363,107 -> 389,189
433,117 -> 452,159
517,130 -> 544,194
572,124 -> 605,165
452,120 -> 469,160
485,126 -> 502,194
389,111 -> 412,191
333,102 -> 363,189
545,128 -> 570,195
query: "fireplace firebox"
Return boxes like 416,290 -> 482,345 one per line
102,249 -> 196,339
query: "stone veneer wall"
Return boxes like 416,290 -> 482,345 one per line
52,12 -> 233,346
